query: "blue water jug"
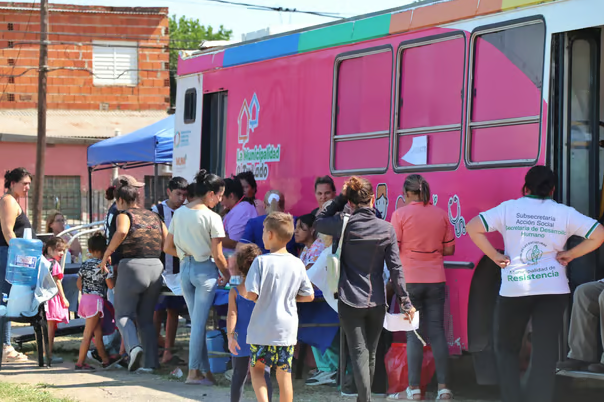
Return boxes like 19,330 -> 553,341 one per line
5,230 -> 43,287
206,329 -> 229,373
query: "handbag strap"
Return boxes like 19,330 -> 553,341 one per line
335,214 -> 350,257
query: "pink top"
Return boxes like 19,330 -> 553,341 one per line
46,259 -> 70,324
390,202 -> 455,284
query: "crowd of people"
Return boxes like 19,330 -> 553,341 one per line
1,165 -> 604,402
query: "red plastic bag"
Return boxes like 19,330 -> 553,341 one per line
385,343 -> 436,395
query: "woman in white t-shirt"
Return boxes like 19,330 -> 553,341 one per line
164,170 -> 229,386
467,166 -> 604,402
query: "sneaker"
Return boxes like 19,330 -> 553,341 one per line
128,346 -> 143,372
306,371 -> 337,386
135,367 -> 154,374
341,391 -> 358,397
87,350 -> 103,365
557,358 -> 588,371
102,354 -> 124,369
588,363 -> 604,373
224,369 -> 233,382
75,363 -> 96,371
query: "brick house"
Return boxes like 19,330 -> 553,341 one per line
0,3 -> 173,225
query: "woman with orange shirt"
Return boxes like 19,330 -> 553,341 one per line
389,175 -> 455,401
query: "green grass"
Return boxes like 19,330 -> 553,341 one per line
0,382 -> 74,402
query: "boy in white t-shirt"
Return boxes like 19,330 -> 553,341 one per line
244,212 -> 314,402
467,166 -> 604,402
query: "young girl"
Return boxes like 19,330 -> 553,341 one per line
227,244 -> 272,402
75,232 -> 120,370
44,237 -> 70,366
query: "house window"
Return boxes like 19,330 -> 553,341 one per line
184,88 -> 197,124
331,46 -> 393,174
28,176 -> 82,226
92,41 -> 138,86
467,19 -> 545,165
395,34 -> 465,171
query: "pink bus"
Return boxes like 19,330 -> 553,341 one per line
174,0 -> 604,382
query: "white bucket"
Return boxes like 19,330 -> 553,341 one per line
6,284 -> 34,318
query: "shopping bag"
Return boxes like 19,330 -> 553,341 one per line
385,343 -> 436,395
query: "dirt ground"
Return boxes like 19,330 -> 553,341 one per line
1,323 -> 603,402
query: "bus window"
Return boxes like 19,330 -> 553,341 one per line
467,19 -> 545,166
394,34 -> 465,171
184,88 -> 197,124
331,47 -> 392,174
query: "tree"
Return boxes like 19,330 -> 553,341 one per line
169,15 -> 232,106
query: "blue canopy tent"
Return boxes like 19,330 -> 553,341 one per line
86,115 -> 175,221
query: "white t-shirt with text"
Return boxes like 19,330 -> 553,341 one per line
479,196 -> 599,297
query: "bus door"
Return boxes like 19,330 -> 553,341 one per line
201,91 -> 228,177
552,27 -> 604,360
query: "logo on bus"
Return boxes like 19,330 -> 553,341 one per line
448,195 -> 467,238
236,93 -> 281,181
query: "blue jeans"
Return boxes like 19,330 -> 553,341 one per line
180,257 -> 218,372
0,246 -> 11,346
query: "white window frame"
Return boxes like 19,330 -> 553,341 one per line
393,32 -> 466,173
330,45 -> 393,176
465,18 -> 545,168
92,41 -> 139,87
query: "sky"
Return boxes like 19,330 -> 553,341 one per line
51,0 -> 417,40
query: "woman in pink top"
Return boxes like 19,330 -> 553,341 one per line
389,175 -> 455,401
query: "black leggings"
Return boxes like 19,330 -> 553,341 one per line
339,301 -> 386,402
494,294 -> 567,402
406,282 -> 449,386
230,356 -> 272,402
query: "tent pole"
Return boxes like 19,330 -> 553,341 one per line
88,166 -> 93,224
154,164 -> 160,206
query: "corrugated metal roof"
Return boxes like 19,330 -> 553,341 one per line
0,2 -> 168,15
0,109 -> 169,139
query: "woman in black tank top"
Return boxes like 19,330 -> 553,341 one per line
0,167 -> 33,362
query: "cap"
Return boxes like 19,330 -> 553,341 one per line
113,174 -> 145,188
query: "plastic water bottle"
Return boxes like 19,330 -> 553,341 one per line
5,228 -> 43,287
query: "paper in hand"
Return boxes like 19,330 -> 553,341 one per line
383,311 -> 420,332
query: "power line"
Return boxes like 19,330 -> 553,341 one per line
0,29 -> 218,44
0,66 -> 176,80
197,0 -> 344,19
0,0 -> 37,101
0,41 -> 196,51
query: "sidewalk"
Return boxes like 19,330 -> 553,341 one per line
0,359 -> 244,402
0,359 -> 352,402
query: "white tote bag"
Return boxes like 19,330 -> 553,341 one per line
326,214 -> 349,296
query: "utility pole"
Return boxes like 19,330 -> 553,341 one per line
32,0 -> 49,233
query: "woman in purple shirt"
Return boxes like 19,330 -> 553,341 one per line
221,178 -> 258,255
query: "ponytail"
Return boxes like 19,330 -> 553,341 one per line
404,174 -> 431,206
265,190 -> 285,214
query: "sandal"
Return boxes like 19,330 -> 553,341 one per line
436,388 -> 453,400
2,346 -> 28,362
387,387 -> 421,400
75,363 -> 96,371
